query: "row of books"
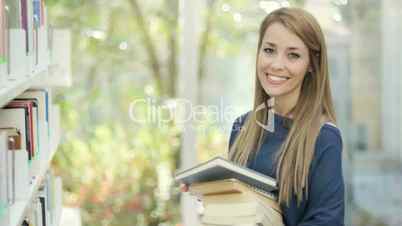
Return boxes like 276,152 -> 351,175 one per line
1,172 -> 63,226
175,157 -> 285,226
0,89 -> 59,223
0,0 -> 51,83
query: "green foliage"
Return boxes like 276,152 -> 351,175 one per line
53,95 -> 183,226
290,0 -> 306,7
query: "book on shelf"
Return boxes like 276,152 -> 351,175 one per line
0,127 -> 27,204
21,0 -> 34,55
7,0 -> 27,78
0,0 -> 8,82
43,173 -> 62,226
8,27 -> 26,78
0,131 -> 8,205
3,100 -> 36,161
0,0 -> 6,62
33,0 -> 39,66
0,128 -> 29,206
20,172 -> 63,226
19,89 -> 51,150
11,144 -> 30,201
0,204 -> 9,226
0,107 -> 30,159
5,0 -> 22,29
175,156 -> 277,194
0,131 -> 11,226
14,98 -> 42,156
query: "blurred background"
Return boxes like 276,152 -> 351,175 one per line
46,0 -> 402,226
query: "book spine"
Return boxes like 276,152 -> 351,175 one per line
21,0 -> 28,53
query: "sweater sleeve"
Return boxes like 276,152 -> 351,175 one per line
228,112 -> 250,151
298,126 -> 345,226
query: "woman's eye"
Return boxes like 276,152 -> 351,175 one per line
263,48 -> 275,54
288,53 -> 300,59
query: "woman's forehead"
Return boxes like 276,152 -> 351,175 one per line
262,23 -> 308,51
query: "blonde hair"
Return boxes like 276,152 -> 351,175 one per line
229,7 -> 336,207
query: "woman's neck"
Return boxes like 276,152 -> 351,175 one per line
274,104 -> 293,118
274,95 -> 299,118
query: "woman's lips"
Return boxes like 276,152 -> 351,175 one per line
265,73 -> 289,85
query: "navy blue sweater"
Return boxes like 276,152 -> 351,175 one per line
228,112 -> 345,226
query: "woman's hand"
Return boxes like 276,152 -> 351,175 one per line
180,183 -> 189,192
180,184 -> 203,206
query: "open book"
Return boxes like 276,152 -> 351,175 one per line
175,156 -> 277,194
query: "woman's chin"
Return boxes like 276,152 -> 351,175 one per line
264,88 -> 284,97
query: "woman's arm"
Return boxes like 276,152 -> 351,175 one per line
228,112 -> 250,150
298,126 -> 345,226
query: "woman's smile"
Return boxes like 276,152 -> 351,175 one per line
265,73 -> 290,85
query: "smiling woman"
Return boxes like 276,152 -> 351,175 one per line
228,7 -> 344,226
257,22 -> 311,115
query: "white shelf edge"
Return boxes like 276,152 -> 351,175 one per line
0,65 -> 49,108
31,64 -> 73,88
55,206 -> 63,226
9,133 -> 60,226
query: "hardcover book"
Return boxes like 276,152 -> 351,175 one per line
175,156 -> 277,194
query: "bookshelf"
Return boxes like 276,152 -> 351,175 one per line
0,55 -> 66,226
0,1 -> 72,226
9,105 -> 60,226
0,69 -> 65,226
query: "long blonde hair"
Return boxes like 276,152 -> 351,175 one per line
229,7 -> 336,207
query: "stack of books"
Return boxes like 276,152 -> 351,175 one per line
175,157 -> 284,226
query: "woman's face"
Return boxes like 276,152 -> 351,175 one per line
257,22 -> 310,101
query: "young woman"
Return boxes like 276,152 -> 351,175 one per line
228,7 -> 344,226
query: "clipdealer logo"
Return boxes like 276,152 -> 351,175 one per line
128,97 -> 239,128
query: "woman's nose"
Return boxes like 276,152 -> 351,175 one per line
270,55 -> 285,71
